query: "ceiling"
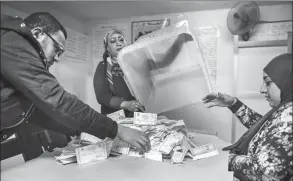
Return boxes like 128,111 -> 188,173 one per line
3,1 -> 290,21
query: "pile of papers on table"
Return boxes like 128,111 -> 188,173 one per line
55,110 -> 219,165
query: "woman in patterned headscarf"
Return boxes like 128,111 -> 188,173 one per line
202,53 -> 292,181
93,29 -> 144,117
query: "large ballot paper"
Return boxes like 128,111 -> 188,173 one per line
75,142 -> 108,165
118,20 -> 212,113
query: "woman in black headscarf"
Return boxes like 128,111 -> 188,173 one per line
202,53 -> 292,181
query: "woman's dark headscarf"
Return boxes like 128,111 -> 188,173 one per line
264,53 -> 292,102
223,53 -> 292,180
223,53 -> 292,156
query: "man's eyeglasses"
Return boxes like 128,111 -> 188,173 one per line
44,32 -> 65,58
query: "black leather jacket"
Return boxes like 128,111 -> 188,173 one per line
0,15 -> 118,142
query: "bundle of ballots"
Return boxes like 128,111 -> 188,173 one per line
55,109 -> 218,165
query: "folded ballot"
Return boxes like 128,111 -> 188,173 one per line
107,109 -> 126,122
134,112 -> 158,125
75,142 -> 109,165
190,143 -> 219,160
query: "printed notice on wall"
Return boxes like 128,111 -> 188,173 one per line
193,26 -> 219,90
61,27 -> 89,63
249,21 -> 292,42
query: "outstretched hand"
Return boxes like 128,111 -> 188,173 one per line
202,92 -> 236,108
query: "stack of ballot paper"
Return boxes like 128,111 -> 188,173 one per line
190,143 -> 219,160
55,144 -> 81,165
55,137 -> 113,165
55,110 -> 218,165
75,141 -> 113,165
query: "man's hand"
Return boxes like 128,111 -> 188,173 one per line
116,124 -> 151,152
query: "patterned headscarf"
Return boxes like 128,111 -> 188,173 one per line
103,28 -> 126,92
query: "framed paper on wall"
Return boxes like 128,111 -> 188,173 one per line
131,19 -> 170,43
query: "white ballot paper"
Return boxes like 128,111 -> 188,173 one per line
159,132 -> 184,154
171,135 -> 191,163
111,138 -> 130,155
107,110 -> 126,122
54,143 -> 82,165
55,153 -> 76,161
173,146 -> 182,152
144,151 -> 162,162
171,151 -> 185,163
117,117 -> 134,124
128,150 -> 143,157
147,125 -> 169,151
190,143 -> 219,160
121,124 -> 142,131
134,112 -> 158,125
75,142 -> 108,165
56,156 -> 77,165
80,132 -> 102,144
169,120 -> 187,135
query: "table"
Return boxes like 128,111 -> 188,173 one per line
1,133 -> 233,181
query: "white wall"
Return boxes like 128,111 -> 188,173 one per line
85,4 -> 292,143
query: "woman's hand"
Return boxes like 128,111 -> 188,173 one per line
202,92 -> 237,108
120,100 -> 145,112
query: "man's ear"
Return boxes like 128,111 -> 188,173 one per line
31,27 -> 44,39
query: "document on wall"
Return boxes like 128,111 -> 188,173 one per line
62,27 -> 89,63
193,26 -> 219,91
249,21 -> 292,41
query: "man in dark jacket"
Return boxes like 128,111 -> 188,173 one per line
1,12 -> 150,152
